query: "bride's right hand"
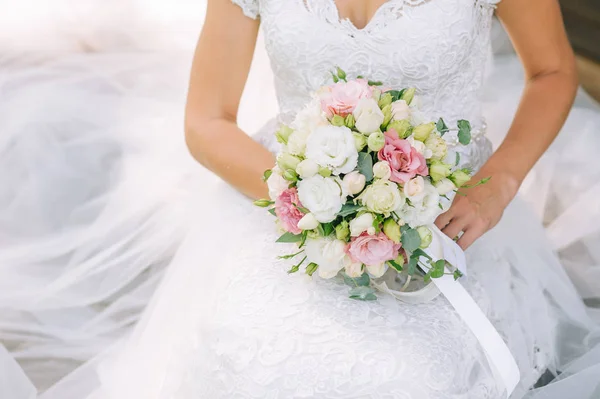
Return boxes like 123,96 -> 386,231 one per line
184,0 -> 274,200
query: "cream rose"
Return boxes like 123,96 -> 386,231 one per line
353,98 -> 385,134
297,175 -> 346,223
390,99 -> 411,121
305,125 -> 358,175
359,180 -> 405,216
342,171 -> 366,195
403,176 -> 426,201
373,161 -> 392,180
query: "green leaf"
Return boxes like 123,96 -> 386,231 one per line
457,119 -> 472,145
453,269 -> 464,280
338,203 -> 362,218
407,256 -> 418,276
321,223 -> 334,237
411,248 -> 432,260
386,89 -> 405,102
367,80 -> 383,86
430,259 -> 446,278
343,272 -> 370,287
268,208 -> 277,216
278,250 -> 304,260
388,259 -> 403,272
401,228 -> 422,252
349,286 -> 377,301
357,152 -> 374,181
276,232 -> 303,243
455,152 -> 461,166
436,118 -> 449,136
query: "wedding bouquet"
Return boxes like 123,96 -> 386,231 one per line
255,68 -> 485,300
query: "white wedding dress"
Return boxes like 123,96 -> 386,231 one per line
1,0 -> 600,398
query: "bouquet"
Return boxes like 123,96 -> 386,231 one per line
255,68 -> 487,300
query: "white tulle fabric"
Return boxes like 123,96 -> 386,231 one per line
0,1 -> 599,398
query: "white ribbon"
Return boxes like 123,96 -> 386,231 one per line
374,226 -> 520,397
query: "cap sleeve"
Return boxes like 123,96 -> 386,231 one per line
231,0 -> 260,19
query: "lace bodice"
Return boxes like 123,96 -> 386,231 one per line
235,0 -> 499,169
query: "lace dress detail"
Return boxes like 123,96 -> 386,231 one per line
231,0 -> 260,19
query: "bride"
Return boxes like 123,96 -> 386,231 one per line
3,0 -> 600,398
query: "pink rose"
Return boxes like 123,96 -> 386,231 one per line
378,130 -> 428,184
275,188 -> 304,235
348,232 -> 401,267
319,78 -> 372,118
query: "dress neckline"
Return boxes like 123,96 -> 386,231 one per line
330,0 -> 393,31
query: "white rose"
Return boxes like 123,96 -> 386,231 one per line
373,161 -> 392,180
297,213 -> 319,230
349,213 -> 376,237
407,136 -> 433,159
366,262 -> 388,278
396,181 -> 441,228
266,167 -> 289,200
305,237 -> 347,279
291,98 -> 328,133
296,159 -> 319,178
297,175 -> 345,223
424,133 -> 448,160
353,98 -> 385,134
390,99 -> 411,121
344,257 -> 364,278
359,180 -> 405,216
342,171 -> 366,195
434,178 -> 457,195
305,125 -> 358,175
403,176 -> 426,201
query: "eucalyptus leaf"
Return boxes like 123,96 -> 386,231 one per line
430,259 -> 446,278
343,272 -> 370,287
457,119 -> 472,145
401,228 -> 422,252
436,118 -> 449,135
339,203 -> 362,217
453,269 -> 464,280
349,286 -> 378,301
411,248 -> 432,260
357,152 -> 374,181
455,152 -> 461,166
407,256 -> 418,276
276,232 -> 303,243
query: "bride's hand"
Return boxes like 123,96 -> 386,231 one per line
434,167 -> 520,250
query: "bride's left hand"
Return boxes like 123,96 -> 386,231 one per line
434,168 -> 520,250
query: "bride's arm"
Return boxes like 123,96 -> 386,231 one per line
184,0 -> 274,199
435,0 -> 578,249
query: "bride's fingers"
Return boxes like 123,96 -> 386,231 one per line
441,216 -> 468,240
456,225 -> 482,250
435,207 -> 456,230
